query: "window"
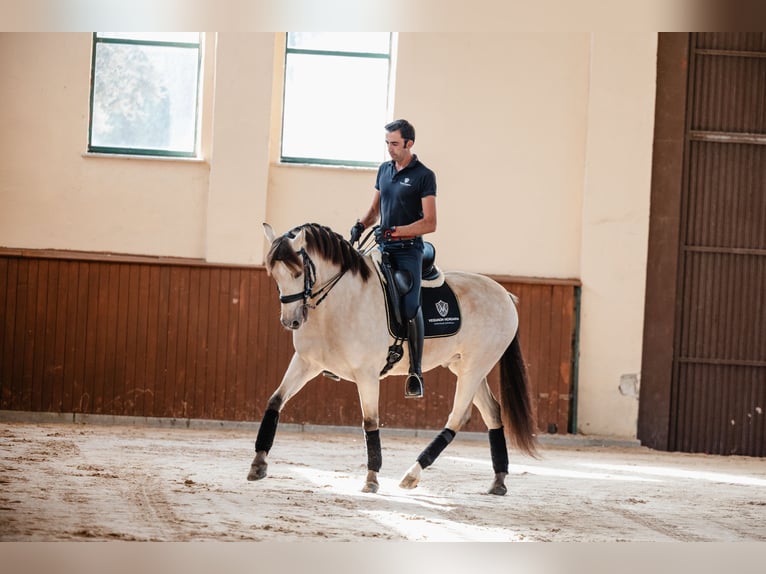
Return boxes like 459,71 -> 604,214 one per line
88,33 -> 202,157
281,33 -> 395,167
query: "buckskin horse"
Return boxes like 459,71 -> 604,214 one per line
248,222 -> 537,495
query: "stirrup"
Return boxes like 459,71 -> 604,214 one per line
405,373 -> 424,399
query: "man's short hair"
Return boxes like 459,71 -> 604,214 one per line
385,119 -> 415,142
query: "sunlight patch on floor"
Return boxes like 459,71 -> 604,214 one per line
359,509 -> 524,541
579,463 -> 766,487
444,456 -> 661,483
290,467 -> 455,510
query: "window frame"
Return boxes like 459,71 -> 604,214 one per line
87,33 -> 204,159
280,33 -> 395,168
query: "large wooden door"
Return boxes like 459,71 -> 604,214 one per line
640,33 -> 766,456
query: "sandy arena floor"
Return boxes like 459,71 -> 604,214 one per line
1,420 -> 765,542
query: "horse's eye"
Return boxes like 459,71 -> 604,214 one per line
293,271 -> 301,279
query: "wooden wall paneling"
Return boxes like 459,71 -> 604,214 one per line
141,266 -> 158,417
19,259 -> 36,411
170,266 -> 192,418
0,258 -> 14,409
69,262 -> 87,413
51,261 -> 69,413
30,258 -> 45,411
90,263 -> 106,413
154,266 -> 171,417
212,268 -> 229,420
249,271 -> 267,419
184,267 -> 200,419
233,271 -> 249,420
112,264 -> 130,415
9,258 -> 24,410
0,252 -> 579,436
557,285 -> 575,432
193,265 -> 211,420
43,262 -> 54,410
244,270 -> 262,419
223,269 -> 240,421
122,264 -> 139,416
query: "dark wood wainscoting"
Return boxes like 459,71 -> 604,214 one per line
0,250 -> 579,434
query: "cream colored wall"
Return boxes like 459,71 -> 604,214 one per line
0,32 -> 659,439
577,33 -> 657,438
267,33 -> 591,278
0,33 -> 211,258
0,32 -> 591,276
206,33 -> 273,265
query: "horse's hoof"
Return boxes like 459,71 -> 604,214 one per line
247,462 -> 267,481
399,474 -> 420,490
362,481 -> 379,494
487,472 -> 507,495
487,483 -> 507,496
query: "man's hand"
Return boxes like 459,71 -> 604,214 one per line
374,226 -> 395,243
350,221 -> 365,244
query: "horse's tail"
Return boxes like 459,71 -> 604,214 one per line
499,333 -> 539,457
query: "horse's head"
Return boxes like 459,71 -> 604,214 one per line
263,223 -> 312,330
263,222 -> 372,331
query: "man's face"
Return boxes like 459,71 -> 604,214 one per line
385,130 -> 410,162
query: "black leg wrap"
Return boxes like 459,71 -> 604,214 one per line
416,428 -> 456,469
489,427 -> 509,474
254,408 -> 280,453
365,429 -> 382,472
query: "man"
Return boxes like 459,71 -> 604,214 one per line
350,119 -> 437,399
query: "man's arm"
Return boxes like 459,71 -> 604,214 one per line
358,189 -> 381,229
391,195 -> 437,238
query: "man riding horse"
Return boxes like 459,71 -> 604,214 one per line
350,119 -> 437,399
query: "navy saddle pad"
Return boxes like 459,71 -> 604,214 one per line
384,281 -> 461,340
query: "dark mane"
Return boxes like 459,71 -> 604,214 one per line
266,223 -> 371,281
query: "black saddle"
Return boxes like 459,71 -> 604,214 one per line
388,242 -> 439,296
378,242 -> 460,340
376,242 -> 461,375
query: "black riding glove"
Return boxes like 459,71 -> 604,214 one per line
350,221 -> 365,244
374,226 -> 395,244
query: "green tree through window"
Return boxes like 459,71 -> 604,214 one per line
88,33 -> 202,157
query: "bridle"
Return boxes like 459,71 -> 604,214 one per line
277,247 -> 346,316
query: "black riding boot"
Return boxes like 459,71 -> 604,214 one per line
405,308 -> 424,398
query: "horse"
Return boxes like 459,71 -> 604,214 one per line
247,222 -> 538,495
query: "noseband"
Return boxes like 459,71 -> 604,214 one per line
278,247 -> 345,314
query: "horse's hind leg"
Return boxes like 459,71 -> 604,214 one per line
399,369 -> 480,490
247,353 -> 319,481
472,378 -> 509,495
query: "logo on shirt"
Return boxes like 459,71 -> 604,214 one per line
400,177 -> 412,187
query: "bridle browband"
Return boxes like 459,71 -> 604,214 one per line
277,246 -> 346,313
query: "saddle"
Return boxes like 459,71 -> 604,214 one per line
372,243 -> 461,341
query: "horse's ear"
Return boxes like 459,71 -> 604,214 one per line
263,222 -> 276,244
289,226 -> 307,250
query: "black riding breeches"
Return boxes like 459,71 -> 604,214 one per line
381,240 -> 423,321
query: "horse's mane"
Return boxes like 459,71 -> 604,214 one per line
267,223 -> 371,281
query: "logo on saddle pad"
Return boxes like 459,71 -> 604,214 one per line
382,280 -> 462,340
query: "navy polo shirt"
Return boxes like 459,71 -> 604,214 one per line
375,154 -> 437,229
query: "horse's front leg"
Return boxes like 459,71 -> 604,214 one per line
247,353 -> 320,481
356,374 -> 382,493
